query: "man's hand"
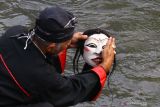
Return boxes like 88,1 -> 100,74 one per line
100,37 -> 116,73
69,32 -> 88,48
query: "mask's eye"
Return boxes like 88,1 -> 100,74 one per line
102,45 -> 106,49
86,43 -> 97,48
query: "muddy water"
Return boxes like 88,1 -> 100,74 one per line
0,0 -> 160,107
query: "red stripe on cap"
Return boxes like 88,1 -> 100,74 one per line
0,54 -> 31,97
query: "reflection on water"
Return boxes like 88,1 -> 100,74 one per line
0,0 -> 160,107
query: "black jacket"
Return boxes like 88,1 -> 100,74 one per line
0,26 -> 106,107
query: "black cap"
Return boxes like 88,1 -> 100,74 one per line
35,6 -> 76,43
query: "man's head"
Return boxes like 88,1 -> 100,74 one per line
34,6 -> 76,54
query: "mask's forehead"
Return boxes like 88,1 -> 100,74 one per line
85,33 -> 108,45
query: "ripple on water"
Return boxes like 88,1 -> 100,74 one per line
0,0 -> 160,106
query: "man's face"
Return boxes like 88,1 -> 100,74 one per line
46,39 -> 71,55
83,34 -> 108,67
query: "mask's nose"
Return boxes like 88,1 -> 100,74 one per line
95,46 -> 102,55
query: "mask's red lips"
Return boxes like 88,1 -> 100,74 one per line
91,57 -> 102,65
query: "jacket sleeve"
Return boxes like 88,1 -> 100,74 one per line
32,64 -> 106,107
91,66 -> 107,100
40,66 -> 106,107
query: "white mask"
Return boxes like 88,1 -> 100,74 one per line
83,33 -> 108,67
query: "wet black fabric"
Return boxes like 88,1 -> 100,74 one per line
0,26 -> 101,107
11,102 -> 54,107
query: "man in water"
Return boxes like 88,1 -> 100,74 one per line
0,6 -> 116,107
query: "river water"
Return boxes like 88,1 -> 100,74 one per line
0,0 -> 160,107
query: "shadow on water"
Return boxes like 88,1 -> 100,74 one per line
0,0 -> 160,107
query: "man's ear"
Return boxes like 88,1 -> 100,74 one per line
46,43 -> 56,52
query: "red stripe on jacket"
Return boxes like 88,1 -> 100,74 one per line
91,66 -> 107,100
0,54 -> 31,97
58,49 -> 67,73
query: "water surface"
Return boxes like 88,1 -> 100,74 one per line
0,0 -> 160,107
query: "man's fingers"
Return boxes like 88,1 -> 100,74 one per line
105,37 -> 116,54
107,37 -> 114,50
107,37 -> 112,47
112,38 -> 116,49
112,38 -> 116,54
74,32 -> 88,40
80,34 -> 88,40
108,37 -> 116,49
